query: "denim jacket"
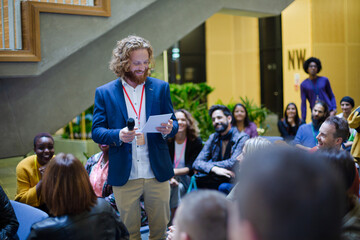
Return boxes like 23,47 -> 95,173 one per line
192,127 -> 249,176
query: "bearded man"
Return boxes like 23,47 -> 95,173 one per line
92,35 -> 178,240
293,100 -> 329,150
192,105 -> 248,190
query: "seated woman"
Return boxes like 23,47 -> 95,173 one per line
225,137 -> 271,199
27,153 -> 129,240
167,109 -> 203,220
85,144 -> 116,211
86,145 -> 149,225
232,103 -> 258,138
337,96 -> 356,151
277,103 -> 304,142
0,185 -> 19,240
15,133 -> 55,212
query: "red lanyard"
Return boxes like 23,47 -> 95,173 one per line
123,84 -> 145,126
174,138 -> 187,168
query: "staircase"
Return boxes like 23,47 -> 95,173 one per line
0,0 -> 293,158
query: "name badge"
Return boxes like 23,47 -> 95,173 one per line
136,133 -> 145,146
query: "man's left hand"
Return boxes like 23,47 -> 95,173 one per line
166,226 -> 176,240
156,119 -> 173,135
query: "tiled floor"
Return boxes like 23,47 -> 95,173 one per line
0,156 -> 23,200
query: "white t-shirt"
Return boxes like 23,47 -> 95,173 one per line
174,142 -> 186,169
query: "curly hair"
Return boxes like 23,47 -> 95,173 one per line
175,109 -> 199,141
303,57 -> 322,74
109,35 -> 154,78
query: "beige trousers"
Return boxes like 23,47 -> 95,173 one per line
113,178 -> 170,240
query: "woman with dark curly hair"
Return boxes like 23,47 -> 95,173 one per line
232,103 -> 258,138
277,103 -> 304,142
167,109 -> 203,221
300,57 -> 337,122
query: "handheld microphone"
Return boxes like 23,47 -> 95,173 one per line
127,118 -> 135,131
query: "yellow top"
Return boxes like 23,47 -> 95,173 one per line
15,155 -> 44,207
348,107 -> 360,160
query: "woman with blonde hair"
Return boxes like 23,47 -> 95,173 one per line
27,153 -> 129,240
242,137 -> 272,156
225,137 -> 271,199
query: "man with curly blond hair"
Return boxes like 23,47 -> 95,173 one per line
92,35 -> 178,240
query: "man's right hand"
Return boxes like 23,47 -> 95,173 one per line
211,166 -> 235,178
38,165 -> 47,176
169,177 -> 179,187
119,127 -> 140,143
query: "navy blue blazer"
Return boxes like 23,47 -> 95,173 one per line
92,77 -> 178,186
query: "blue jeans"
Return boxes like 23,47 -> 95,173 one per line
218,183 -> 234,195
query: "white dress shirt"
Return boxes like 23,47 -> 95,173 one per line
121,79 -> 155,179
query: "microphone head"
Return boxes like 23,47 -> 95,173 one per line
127,118 -> 135,131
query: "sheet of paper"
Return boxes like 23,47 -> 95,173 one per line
140,113 -> 172,133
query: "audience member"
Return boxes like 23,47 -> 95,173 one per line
167,109 -> 203,221
300,57 -> 337,121
293,100 -> 329,150
313,116 -> 359,197
319,150 -> 360,240
337,96 -> 356,151
232,103 -> 258,138
0,185 -> 19,240
192,105 -> 249,190
226,137 -> 271,200
27,153 -> 129,240
15,133 -> 55,212
315,116 -> 350,151
85,144 -> 116,210
277,103 -> 304,142
338,96 -> 355,120
167,190 -> 229,240
86,146 -> 149,226
229,146 -> 345,240
348,106 -> 360,162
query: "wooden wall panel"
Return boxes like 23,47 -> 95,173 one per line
312,0 -> 345,43
206,14 -> 260,106
0,0 -> 110,62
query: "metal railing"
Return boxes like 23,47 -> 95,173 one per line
0,0 -> 95,50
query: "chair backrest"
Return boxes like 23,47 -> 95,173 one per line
10,200 -> 48,240
262,136 -> 284,143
